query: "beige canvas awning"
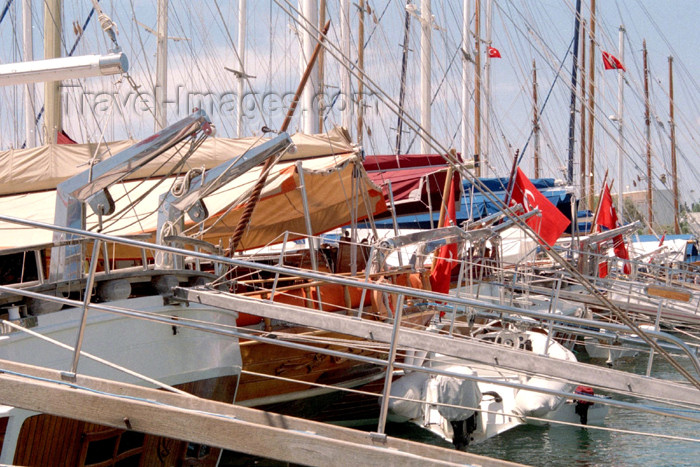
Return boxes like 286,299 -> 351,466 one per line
0,127 -> 356,196
191,154 -> 386,252
0,150 -> 386,254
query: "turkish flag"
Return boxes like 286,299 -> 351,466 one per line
430,177 -> 458,295
613,234 -> 631,274
488,46 -> 501,58
602,51 -> 625,71
595,183 -> 631,274
509,168 -> 570,246
596,184 -> 617,230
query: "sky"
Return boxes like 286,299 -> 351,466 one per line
0,0 -> 698,216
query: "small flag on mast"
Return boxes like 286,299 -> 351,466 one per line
487,46 -> 502,58
602,51 -> 626,71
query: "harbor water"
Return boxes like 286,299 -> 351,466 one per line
221,352 -> 699,466
379,354 -> 700,466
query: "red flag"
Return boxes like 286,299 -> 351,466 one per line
658,233 -> 665,247
598,260 -> 608,278
596,184 -> 617,231
595,184 -> 630,274
430,177 -> 458,295
509,168 -> 570,246
488,46 -> 501,58
602,51 -> 625,71
57,130 -> 77,144
613,234 -> 631,274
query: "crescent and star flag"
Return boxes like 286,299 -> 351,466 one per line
488,46 -> 502,58
430,177 -> 458,296
602,51 -> 626,71
595,183 -> 631,274
509,168 -> 570,246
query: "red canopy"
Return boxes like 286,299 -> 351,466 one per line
363,154 -> 460,217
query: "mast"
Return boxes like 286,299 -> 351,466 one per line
474,0 -> 481,176
532,60 -> 540,178
578,19 -> 587,207
483,0 -> 492,176
22,0 -> 35,147
394,2 -> 411,155
155,0 -> 168,131
616,25 -> 625,223
420,0 -> 431,154
460,0 -> 470,164
228,20 -> 330,253
357,0 -> 365,145
643,40 -> 653,231
318,0 -> 325,132
236,0 -> 246,137
299,0 -> 320,134
586,0 -> 596,209
341,0 -> 352,136
669,56 -> 680,234
43,0 -> 62,144
566,0 -> 582,184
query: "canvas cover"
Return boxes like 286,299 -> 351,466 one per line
0,127 -> 387,252
0,126 -> 355,196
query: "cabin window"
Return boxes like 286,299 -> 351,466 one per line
0,251 -> 40,285
78,428 -> 145,467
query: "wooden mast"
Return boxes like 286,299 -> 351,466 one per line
228,21 -> 331,254
532,59 -> 540,178
578,19 -> 587,208
22,0 -> 36,147
586,0 -> 596,209
43,0 -> 62,143
669,55 -> 680,234
643,39 -> 653,231
357,0 -> 365,146
394,1 -> 412,155
474,0 -> 482,176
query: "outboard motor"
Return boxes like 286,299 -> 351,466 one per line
450,414 -> 478,451
574,385 -> 595,425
